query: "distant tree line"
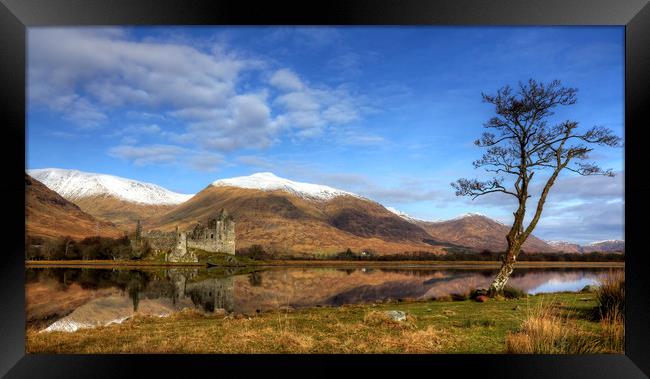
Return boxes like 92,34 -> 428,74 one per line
25,235 -> 150,261
27,236 -> 623,263
235,245 -> 623,262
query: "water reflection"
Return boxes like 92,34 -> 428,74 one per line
26,266 -> 622,332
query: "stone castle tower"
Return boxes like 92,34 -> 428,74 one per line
166,209 -> 235,262
185,209 -> 236,255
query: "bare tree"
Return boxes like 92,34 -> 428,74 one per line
452,79 -> 621,294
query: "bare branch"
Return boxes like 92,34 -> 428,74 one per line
452,178 -> 519,199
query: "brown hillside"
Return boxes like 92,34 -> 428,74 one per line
72,195 -> 178,230
25,174 -> 123,240
547,242 -> 583,253
322,196 -> 432,242
146,186 -> 442,255
416,214 -> 556,253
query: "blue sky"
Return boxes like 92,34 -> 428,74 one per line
26,26 -> 624,244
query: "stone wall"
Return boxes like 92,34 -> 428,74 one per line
141,211 -> 236,263
185,219 -> 235,255
144,230 -> 177,253
167,232 -> 198,263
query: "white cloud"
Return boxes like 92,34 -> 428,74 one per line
125,124 -> 161,134
187,153 -> 224,172
269,69 -> 304,91
28,28 -> 260,128
176,93 -> 276,151
44,94 -> 107,129
109,144 -> 185,166
29,28 -> 369,157
270,72 -> 365,137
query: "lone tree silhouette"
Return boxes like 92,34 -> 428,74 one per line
452,79 -> 621,294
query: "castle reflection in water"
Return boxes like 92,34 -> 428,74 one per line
27,267 -> 238,315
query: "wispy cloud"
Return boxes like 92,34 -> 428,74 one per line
109,144 -> 185,166
186,152 -> 224,172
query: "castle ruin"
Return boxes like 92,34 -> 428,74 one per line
142,209 -> 236,263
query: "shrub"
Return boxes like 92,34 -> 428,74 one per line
580,284 -> 598,293
469,288 -> 485,299
596,270 -> 625,318
450,293 -> 469,301
236,244 -> 272,260
502,285 -> 526,299
434,295 -> 452,302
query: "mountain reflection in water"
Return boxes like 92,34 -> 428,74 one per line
26,266 -> 621,332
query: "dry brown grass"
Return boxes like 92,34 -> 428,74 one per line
27,292 -> 609,354
27,306 -> 459,354
363,310 -> 417,330
599,307 -> 624,353
506,299 -> 623,354
596,270 -> 625,319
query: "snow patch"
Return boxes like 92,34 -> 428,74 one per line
386,206 -> 416,221
588,239 -> 624,246
211,172 -> 363,201
442,212 -> 507,226
386,206 -> 409,218
547,240 -> 576,246
29,168 -> 194,205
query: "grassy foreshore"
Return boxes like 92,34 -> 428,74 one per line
25,259 -> 624,269
27,291 -> 622,354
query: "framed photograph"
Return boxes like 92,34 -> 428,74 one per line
1,0 -> 649,377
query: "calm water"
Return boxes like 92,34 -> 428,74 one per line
26,266 -> 621,332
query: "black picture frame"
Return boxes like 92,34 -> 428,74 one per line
1,0 -> 648,377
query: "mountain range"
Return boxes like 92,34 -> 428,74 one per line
25,173 -> 123,240
547,240 -> 625,254
26,168 -> 624,255
30,168 -> 192,228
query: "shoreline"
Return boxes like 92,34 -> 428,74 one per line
25,259 -> 624,269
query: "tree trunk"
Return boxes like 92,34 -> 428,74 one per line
488,242 -> 520,294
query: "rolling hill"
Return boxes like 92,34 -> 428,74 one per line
25,173 -> 123,240
146,173 -> 442,255
412,213 -> 557,253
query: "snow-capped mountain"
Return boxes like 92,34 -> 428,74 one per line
545,239 -> 624,253
211,172 -> 363,201
148,172 -> 437,255
584,240 -> 625,253
451,212 -> 487,220
29,168 -> 194,205
588,239 -> 624,246
26,173 -> 122,239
